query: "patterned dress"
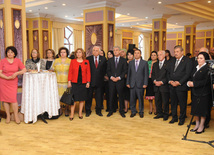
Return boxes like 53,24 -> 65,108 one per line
53,58 -> 71,105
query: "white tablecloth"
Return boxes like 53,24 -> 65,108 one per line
21,72 -> 60,123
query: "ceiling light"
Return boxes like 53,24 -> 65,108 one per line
122,24 -> 124,26
45,7 -> 48,9
176,23 -> 178,25
137,22 -> 139,24
127,13 -> 130,15
158,1 -> 162,4
115,13 -> 122,18
81,13 -> 83,16
145,17 -> 148,19
65,15 -> 68,18
130,26 -> 132,28
29,10 -> 32,12
208,1 -> 211,3
62,3 -> 66,6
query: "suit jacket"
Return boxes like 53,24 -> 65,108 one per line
86,55 -> 107,87
151,60 -> 169,92
168,56 -> 192,91
107,56 -> 127,83
68,59 -> 91,84
190,64 -> 211,96
126,59 -> 149,89
191,57 -> 198,70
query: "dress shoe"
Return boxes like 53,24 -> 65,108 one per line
69,117 -> 73,121
163,116 -> 168,121
191,121 -> 196,125
178,121 -> 185,126
154,112 -> 157,115
154,115 -> 163,119
169,118 -> 178,124
120,113 -> 126,118
148,111 -> 152,115
106,109 -> 109,112
86,112 -> 91,117
139,113 -> 144,118
124,110 -> 128,114
190,128 -> 198,132
79,116 -> 83,119
195,128 -> 205,134
205,124 -> 209,128
113,109 -> 117,113
130,113 -> 136,118
107,112 -> 113,117
96,112 -> 103,117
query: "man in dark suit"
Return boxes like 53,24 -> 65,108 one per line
126,49 -> 148,118
152,50 -> 169,121
168,45 -> 192,125
107,46 -> 127,118
86,46 -> 107,117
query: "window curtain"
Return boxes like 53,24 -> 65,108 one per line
143,33 -> 150,60
73,29 -> 82,50
53,28 -> 64,52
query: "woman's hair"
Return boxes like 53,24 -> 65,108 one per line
58,47 -> 69,57
165,49 -> 172,59
5,46 -> 18,58
31,49 -> 40,59
101,50 -> 105,57
74,48 -> 86,60
107,50 -> 114,59
186,53 -> 191,57
148,51 -> 157,61
198,52 -> 210,60
45,49 -> 56,59
126,49 -> 134,59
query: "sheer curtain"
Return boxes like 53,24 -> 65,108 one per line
53,28 -> 64,52
143,33 -> 150,60
73,29 -> 82,50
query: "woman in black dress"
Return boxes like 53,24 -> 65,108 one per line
187,52 -> 211,134
44,49 -> 55,70
124,49 -> 134,112
68,48 -> 91,120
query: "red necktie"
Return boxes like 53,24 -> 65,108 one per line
95,57 -> 98,68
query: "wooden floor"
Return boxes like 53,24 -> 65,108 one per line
0,99 -> 214,155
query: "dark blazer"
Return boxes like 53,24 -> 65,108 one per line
168,56 -> 192,91
151,60 -> 169,92
107,56 -> 127,82
191,57 -> 198,70
68,59 -> 91,83
87,55 -> 107,87
126,59 -> 149,89
190,64 -> 211,96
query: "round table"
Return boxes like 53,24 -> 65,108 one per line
21,72 -> 60,123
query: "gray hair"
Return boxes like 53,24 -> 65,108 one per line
93,46 -> 101,51
113,46 -> 121,51
158,50 -> 165,56
199,47 -> 209,53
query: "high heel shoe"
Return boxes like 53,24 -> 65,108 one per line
69,117 -> 74,121
190,128 -> 198,132
149,111 -> 152,115
154,112 -> 157,115
79,116 -> 83,119
195,128 -> 205,134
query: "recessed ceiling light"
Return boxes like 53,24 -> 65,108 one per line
45,7 -> 48,9
65,15 -> 68,17
62,3 -> 66,6
176,23 -> 178,24
130,26 -> 132,28
137,22 -> 139,24
29,10 -> 32,12
122,24 -> 124,26
127,13 -> 130,15
208,1 -> 211,3
158,1 -> 162,4
81,13 -> 83,16
145,17 -> 148,19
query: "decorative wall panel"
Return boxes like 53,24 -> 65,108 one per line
196,32 -> 205,37
206,31 -> 211,37
185,35 -> 191,53
178,33 -> 182,38
162,31 -> 166,50
108,11 -> 114,21
166,40 -> 176,56
85,11 -> 103,23
206,38 -> 211,51
33,30 -> 39,50
26,30 -> 29,59
178,39 -> 182,47
122,39 -> 132,49
33,20 -> 38,29
154,21 -> 160,29
42,20 -> 48,29
85,24 -> 103,56
123,32 -> 132,38
42,30 -> 49,58
166,33 -> 176,39
195,39 -> 204,49
12,9 -> 23,61
154,31 -> 159,51
0,9 -> 5,59
108,24 -> 114,51
0,0 -> 4,4
186,27 -> 191,34
11,0 -> 22,5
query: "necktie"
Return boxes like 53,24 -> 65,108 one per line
174,59 -> 179,71
135,60 -> 139,72
95,57 -> 98,68
159,62 -> 162,69
115,58 -> 118,68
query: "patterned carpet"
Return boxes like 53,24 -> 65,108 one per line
0,99 -> 214,155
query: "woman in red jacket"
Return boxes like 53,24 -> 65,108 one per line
68,48 -> 91,120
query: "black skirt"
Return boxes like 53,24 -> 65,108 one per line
145,78 -> 155,97
72,83 -> 88,101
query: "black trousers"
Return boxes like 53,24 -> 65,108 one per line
155,90 -> 169,117
109,81 -> 125,114
170,88 -> 187,121
85,86 -> 103,113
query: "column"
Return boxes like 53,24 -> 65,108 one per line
26,17 -> 52,59
0,0 -> 27,61
152,18 -> 167,52
83,2 -> 119,56
184,24 -> 196,54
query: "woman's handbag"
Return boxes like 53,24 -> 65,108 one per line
60,88 -> 74,105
